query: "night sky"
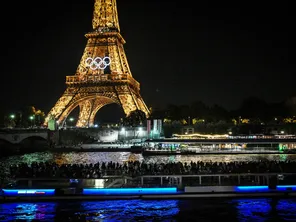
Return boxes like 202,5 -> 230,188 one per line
1,0 -> 295,121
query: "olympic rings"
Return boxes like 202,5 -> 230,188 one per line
85,56 -> 111,70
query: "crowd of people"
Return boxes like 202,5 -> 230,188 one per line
8,160 -> 296,179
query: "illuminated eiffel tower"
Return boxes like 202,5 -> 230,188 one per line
44,0 -> 150,127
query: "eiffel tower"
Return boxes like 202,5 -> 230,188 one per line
44,0 -> 150,127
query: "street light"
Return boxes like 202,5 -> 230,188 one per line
67,117 -> 75,128
29,116 -> 34,127
8,114 -> 16,128
137,127 -> 143,141
121,127 -> 127,142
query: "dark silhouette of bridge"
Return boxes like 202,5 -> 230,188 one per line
0,129 -> 48,144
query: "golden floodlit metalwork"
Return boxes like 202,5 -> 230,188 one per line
44,0 -> 150,127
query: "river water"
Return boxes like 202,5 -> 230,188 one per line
0,198 -> 296,221
1,152 -> 296,221
1,151 -> 296,166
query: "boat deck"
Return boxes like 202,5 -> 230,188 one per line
1,173 -> 296,201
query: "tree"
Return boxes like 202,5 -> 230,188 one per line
209,104 -> 229,122
286,97 -> 296,116
32,106 -> 45,126
237,96 -> 268,120
190,101 -> 209,119
122,110 -> 147,127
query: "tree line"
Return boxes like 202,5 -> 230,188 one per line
3,96 -> 296,133
150,96 -> 296,125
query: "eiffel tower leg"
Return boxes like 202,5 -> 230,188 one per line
76,95 -> 119,127
44,88 -> 79,126
76,100 -> 93,127
129,88 -> 150,117
134,94 -> 150,117
117,87 -> 150,117
88,97 -> 117,126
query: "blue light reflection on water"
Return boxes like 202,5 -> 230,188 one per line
276,199 -> 296,221
231,198 -> 272,222
79,200 -> 180,221
0,202 -> 56,221
231,198 -> 296,221
0,200 -> 179,221
0,199 -> 296,221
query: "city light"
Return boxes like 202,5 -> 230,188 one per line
2,189 -> 55,196
10,114 -> 15,119
83,187 -> 177,195
235,186 -> 269,192
276,185 -> 296,191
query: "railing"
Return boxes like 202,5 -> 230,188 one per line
9,173 -> 296,189
138,173 -> 296,187
0,128 -> 48,133
65,74 -> 140,89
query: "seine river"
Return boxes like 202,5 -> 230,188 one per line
0,198 -> 296,221
1,152 -> 296,221
1,151 -> 296,167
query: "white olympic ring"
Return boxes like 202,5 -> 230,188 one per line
85,56 -> 111,70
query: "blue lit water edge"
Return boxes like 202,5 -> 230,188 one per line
0,198 -> 296,221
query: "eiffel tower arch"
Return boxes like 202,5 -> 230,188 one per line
44,0 -> 150,127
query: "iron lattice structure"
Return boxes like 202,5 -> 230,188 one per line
44,0 -> 150,127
